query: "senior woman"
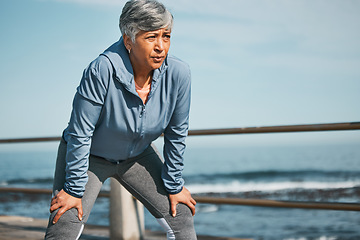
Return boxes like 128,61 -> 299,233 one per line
44,0 -> 197,239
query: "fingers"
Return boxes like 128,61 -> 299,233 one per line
190,195 -> 197,206
50,196 -> 60,212
77,204 -> 83,221
50,202 -> 61,213
49,189 -> 83,224
51,204 -> 83,224
171,197 -> 196,217
170,200 -> 177,217
184,187 -> 196,216
53,206 -> 67,224
187,197 -> 196,216
50,196 -> 57,208
169,187 -> 197,217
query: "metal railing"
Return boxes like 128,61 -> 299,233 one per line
0,122 -> 360,208
1,187 -> 360,212
1,121 -> 360,212
1,121 -> 359,143
187,121 -> 360,135
1,121 -> 360,239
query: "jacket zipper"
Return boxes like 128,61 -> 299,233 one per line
139,104 -> 145,118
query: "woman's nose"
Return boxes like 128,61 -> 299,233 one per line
155,39 -> 164,52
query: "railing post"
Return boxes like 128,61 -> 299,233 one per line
110,178 -> 144,240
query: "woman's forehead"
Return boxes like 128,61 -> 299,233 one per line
140,28 -> 172,34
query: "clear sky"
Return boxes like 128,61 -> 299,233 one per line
0,0 -> 359,147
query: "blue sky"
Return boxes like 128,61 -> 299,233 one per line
0,0 -> 359,147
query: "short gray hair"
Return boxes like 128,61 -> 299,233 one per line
119,0 -> 173,42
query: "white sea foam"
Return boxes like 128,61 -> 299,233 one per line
187,180 -> 360,194
0,181 -> 8,186
283,236 -> 337,240
196,204 -> 219,213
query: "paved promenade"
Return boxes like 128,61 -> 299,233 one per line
0,215 -> 250,240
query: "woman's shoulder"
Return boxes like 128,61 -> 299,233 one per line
166,55 -> 191,76
78,54 -> 113,93
166,55 -> 189,68
87,54 -> 113,74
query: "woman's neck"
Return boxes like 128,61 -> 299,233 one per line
130,59 -> 153,88
133,68 -> 152,104
134,72 -> 152,88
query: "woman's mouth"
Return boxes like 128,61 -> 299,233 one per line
152,56 -> 164,62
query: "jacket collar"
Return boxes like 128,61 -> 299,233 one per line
101,37 -> 168,91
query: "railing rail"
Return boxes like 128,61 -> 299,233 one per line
188,121 -> 360,136
1,187 -> 360,212
1,122 -> 360,143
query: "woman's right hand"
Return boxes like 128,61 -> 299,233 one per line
50,189 -> 83,224
169,187 -> 196,217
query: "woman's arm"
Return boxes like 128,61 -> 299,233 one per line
162,64 -> 195,216
64,57 -> 111,197
51,56 -> 111,222
162,66 -> 191,194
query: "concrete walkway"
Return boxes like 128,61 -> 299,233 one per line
0,215 -> 251,240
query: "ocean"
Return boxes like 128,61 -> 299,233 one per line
0,142 -> 359,240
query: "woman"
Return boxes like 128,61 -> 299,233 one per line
44,0 -> 197,239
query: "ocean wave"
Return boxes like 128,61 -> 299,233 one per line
0,177 -> 53,186
187,180 -> 360,194
184,170 -> 360,183
196,204 -> 219,213
283,237 -> 337,240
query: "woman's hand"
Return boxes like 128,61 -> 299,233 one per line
169,187 -> 196,217
50,189 -> 83,224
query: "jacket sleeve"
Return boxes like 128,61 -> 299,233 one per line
162,65 -> 191,194
63,56 -> 111,198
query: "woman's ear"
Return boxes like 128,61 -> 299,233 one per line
123,34 -> 133,53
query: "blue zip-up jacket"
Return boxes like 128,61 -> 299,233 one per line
62,38 -> 191,198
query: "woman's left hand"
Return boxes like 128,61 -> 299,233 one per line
50,189 -> 83,224
169,187 -> 196,217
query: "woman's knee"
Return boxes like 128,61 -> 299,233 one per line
45,208 -> 85,240
162,203 -> 197,240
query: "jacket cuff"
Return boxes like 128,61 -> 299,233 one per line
167,186 -> 184,195
63,187 -> 83,199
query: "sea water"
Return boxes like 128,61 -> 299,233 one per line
0,142 -> 359,240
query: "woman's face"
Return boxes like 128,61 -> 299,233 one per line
125,28 -> 171,73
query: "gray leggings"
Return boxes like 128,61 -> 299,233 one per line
45,139 -> 197,240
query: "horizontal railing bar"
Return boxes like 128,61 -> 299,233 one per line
194,196 -> 360,211
1,187 -> 360,211
0,122 -> 359,143
188,121 -> 360,136
0,187 -> 110,198
0,137 -> 62,144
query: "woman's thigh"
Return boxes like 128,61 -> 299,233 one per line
115,144 -> 197,240
45,141 -> 116,239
